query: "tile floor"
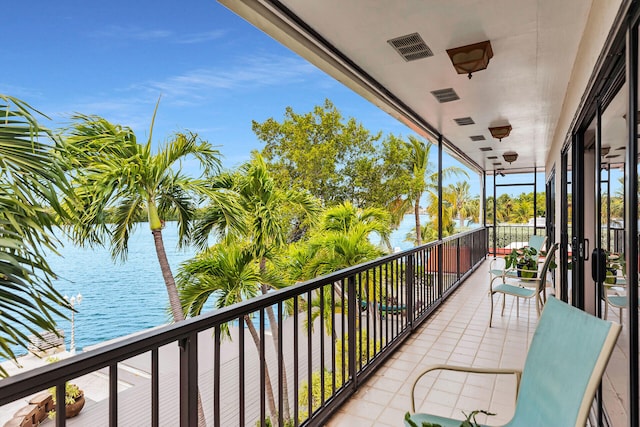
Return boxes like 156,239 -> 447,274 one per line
327,262 -> 543,426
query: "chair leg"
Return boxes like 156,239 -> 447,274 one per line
516,296 -> 519,317
501,293 -> 506,316
489,292 -> 494,328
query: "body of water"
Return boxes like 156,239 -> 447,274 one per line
10,216 -> 425,357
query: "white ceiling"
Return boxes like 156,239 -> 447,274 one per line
222,0 -> 594,173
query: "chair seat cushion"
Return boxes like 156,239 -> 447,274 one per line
489,268 -> 504,276
405,412 -> 489,427
492,283 -> 536,298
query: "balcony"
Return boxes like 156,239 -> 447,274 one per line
0,225 -> 630,426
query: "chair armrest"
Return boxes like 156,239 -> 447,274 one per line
489,258 -> 505,271
411,364 -> 522,412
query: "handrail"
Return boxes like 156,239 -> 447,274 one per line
0,227 -> 489,427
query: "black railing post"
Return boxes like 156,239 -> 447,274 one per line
214,326 -> 221,427
456,237 -> 461,280
55,381 -> 66,427
406,253 -> 414,328
179,332 -> 198,427
437,242 -> 443,299
110,364 -> 118,427
152,349 -> 159,427
347,275 -> 357,390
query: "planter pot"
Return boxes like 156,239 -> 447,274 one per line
65,392 -> 85,418
605,269 -> 617,285
517,263 -> 537,279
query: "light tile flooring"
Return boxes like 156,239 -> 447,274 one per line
327,262 -> 543,426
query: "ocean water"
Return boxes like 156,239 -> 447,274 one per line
41,222 -> 198,354
9,216 -> 423,356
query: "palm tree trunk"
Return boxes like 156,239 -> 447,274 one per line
245,314 -> 278,422
152,229 -> 206,426
414,198 -> 422,246
152,229 -> 185,322
260,258 -> 292,423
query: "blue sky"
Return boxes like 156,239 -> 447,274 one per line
4,0 -> 486,191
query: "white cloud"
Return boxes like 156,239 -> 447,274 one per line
92,26 -> 227,44
176,30 -> 227,44
93,25 -> 173,41
139,54 -> 319,100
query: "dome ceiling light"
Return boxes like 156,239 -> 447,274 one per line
503,152 -> 518,164
446,40 -> 493,79
489,125 -> 512,141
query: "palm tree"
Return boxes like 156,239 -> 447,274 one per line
60,105 -> 236,427
301,202 -> 391,335
0,95 -> 70,372
177,243 -> 281,421
60,104 -> 235,322
193,153 -> 320,422
389,136 -> 468,246
447,181 -> 476,229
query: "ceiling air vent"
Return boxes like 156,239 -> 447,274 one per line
493,162 -> 502,166
470,135 -> 486,141
388,33 -> 434,62
479,147 -> 492,152
454,117 -> 475,126
431,88 -> 459,103
487,156 -> 498,159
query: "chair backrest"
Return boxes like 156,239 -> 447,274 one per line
535,243 -> 558,293
505,297 -> 621,427
528,234 -> 547,254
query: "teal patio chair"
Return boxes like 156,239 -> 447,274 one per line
489,243 -> 558,327
489,234 -> 547,287
406,297 -> 621,427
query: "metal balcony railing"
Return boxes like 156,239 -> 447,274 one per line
489,225 -> 546,255
0,227 -> 488,427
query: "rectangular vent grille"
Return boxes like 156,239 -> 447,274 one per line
493,162 -> 502,166
470,135 -> 486,141
487,156 -> 498,159
479,147 -> 492,152
388,33 -> 434,61
454,117 -> 475,126
606,154 -> 620,159
431,88 -> 459,103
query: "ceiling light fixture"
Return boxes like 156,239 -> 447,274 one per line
446,40 -> 493,79
489,125 -> 512,141
503,151 -> 518,164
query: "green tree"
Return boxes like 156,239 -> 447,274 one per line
60,108 -> 230,322
60,107 -> 230,426
194,154 -> 320,422
253,99 -> 383,206
388,137 -> 467,246
177,243 -> 282,422
447,181 -> 478,229
0,95 -> 70,371
295,202 -> 390,335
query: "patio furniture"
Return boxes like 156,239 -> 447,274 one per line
489,235 -> 547,287
406,297 -> 621,427
489,243 -> 558,327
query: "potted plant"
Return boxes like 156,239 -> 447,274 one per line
505,246 -> 539,278
605,251 -> 624,285
48,382 -> 85,419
